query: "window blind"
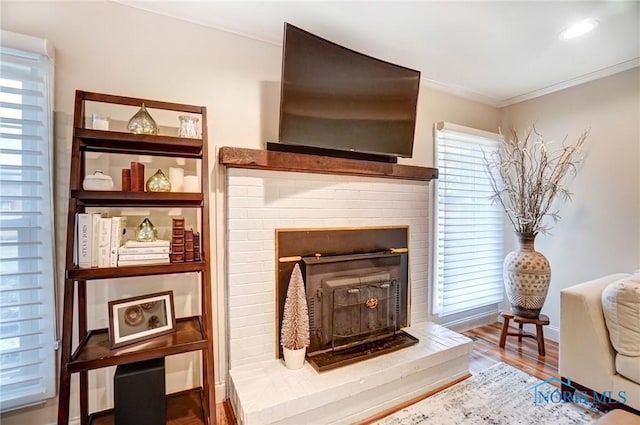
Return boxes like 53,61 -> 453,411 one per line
0,31 -> 57,411
434,123 -> 504,317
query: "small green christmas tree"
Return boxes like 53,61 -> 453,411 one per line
280,263 -> 310,350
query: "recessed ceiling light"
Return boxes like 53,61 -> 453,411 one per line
561,19 -> 599,39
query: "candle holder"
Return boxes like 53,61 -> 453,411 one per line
178,115 -> 199,138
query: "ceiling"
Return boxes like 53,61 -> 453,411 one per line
117,1 -> 640,107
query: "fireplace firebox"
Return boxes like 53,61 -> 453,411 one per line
276,227 -> 418,371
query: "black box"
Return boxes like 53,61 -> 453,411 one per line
114,358 -> 166,425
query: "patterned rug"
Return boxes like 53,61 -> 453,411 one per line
374,362 -> 603,425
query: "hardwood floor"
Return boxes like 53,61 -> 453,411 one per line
215,322 -> 559,424
463,321 -> 558,382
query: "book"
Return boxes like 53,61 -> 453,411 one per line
118,245 -> 170,255
97,217 -> 112,268
76,213 -> 92,269
73,220 -> 78,266
90,213 -> 102,267
130,161 -> 145,192
184,229 -> 194,262
170,253 -> 184,262
122,239 -> 170,248
171,217 -> 185,264
193,232 -> 201,261
117,253 -> 169,261
109,217 -> 127,267
117,257 -> 170,267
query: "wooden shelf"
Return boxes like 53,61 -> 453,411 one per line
76,128 -> 203,158
72,190 -> 203,207
219,146 -> 438,181
88,387 -> 205,425
58,90 -> 215,425
68,316 -> 206,373
81,91 -> 204,113
67,261 -> 205,280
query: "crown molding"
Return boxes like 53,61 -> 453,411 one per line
499,58 -> 640,107
419,78 -> 504,108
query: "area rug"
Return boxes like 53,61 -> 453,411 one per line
374,362 -> 603,425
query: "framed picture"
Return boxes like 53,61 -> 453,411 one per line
108,291 -> 176,348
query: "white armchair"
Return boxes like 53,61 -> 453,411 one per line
560,274 -> 640,411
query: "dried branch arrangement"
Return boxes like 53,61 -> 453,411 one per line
483,126 -> 588,235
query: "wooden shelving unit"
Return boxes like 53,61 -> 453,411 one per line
57,90 -> 215,425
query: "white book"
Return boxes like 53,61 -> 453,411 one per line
118,246 -> 170,255
76,213 -> 92,269
73,221 -> 78,266
117,253 -> 169,261
97,217 -> 112,268
117,257 -> 171,267
90,213 -> 102,268
109,217 -> 127,267
122,239 -> 171,248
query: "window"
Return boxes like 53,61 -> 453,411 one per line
0,31 -> 57,411
434,122 -> 504,317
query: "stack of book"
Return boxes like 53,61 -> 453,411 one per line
170,217 -> 185,263
169,217 -> 201,263
75,213 -> 126,269
117,240 -> 170,267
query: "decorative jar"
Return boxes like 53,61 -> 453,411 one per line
82,170 -> 114,191
135,217 -> 157,242
146,169 -> 171,192
127,103 -> 158,135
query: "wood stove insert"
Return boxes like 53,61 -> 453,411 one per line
303,251 -> 418,371
276,227 -> 418,372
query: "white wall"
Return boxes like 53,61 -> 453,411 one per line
501,67 -> 640,341
1,2 -> 281,424
1,2 -> 501,424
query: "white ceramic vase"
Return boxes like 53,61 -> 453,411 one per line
283,347 -> 306,370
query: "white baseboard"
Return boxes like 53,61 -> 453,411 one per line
439,309 -> 500,333
216,381 -> 226,403
543,325 -> 559,342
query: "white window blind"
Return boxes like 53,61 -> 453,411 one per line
434,122 -> 504,317
0,31 -> 57,411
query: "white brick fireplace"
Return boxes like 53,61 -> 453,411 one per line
221,149 -> 472,424
226,168 -> 432,368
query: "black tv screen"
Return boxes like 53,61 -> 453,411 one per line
277,23 -> 420,159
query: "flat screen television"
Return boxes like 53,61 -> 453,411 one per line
273,23 -> 421,162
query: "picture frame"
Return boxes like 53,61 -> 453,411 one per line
108,290 -> 176,348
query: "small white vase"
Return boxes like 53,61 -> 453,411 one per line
283,347 -> 306,370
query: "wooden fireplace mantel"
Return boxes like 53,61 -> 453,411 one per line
218,147 -> 438,181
